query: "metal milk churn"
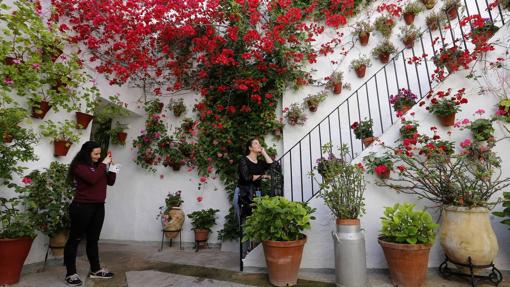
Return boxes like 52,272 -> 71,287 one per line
332,219 -> 368,287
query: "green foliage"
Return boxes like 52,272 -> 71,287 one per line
304,91 -> 327,109
168,98 -> 187,117
39,119 -> 81,143
400,25 -> 420,42
404,2 -> 424,14
187,208 -> 219,230
109,122 -> 128,145
93,95 -> 130,124
493,192 -> 510,230
353,21 -> 373,35
0,196 -> 36,238
12,162 -> 74,236
242,196 -> 315,242
285,103 -> 307,126
350,118 -> 373,139
442,0 -> 461,11
426,11 -> 446,30
466,119 -> 494,142
374,16 -> 396,39
380,203 -> 438,244
316,145 -> 366,219
350,55 -> 371,70
371,40 -> 397,57
428,98 -> 461,116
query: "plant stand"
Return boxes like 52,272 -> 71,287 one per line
159,229 -> 183,252
439,256 -> 503,286
194,238 -> 208,252
39,244 -> 65,272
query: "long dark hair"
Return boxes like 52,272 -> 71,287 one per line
67,141 -> 101,182
245,138 -> 258,155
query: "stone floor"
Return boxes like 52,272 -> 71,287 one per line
9,241 -> 510,287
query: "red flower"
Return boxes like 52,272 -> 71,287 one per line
22,177 -> 32,184
397,165 -> 406,172
350,122 -> 359,129
374,165 -> 389,175
197,196 -> 203,203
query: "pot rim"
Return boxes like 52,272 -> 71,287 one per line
443,205 -> 489,213
378,237 -> 432,250
263,235 -> 307,247
0,236 -> 35,242
336,218 -> 360,225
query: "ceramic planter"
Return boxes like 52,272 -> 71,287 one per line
437,113 -> 456,127
49,230 -> 69,257
75,112 -> 93,129
359,32 -> 370,46
0,237 -> 34,285
163,207 -> 185,239
446,7 -> 458,20
262,236 -> 307,287
355,65 -> 366,78
116,132 -> 128,144
362,136 -> 375,148
54,140 -> 72,156
31,101 -> 51,119
403,12 -> 415,25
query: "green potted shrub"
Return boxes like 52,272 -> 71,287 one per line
364,153 -> 394,179
145,99 -> 164,114
0,196 -> 37,285
168,98 -> 187,117
159,191 -> 185,239
374,15 -> 396,39
350,119 -> 374,147
426,11 -> 445,31
284,103 -> 307,126
403,2 -> 424,25
110,122 -> 129,145
243,196 -> 315,287
442,0 -> 461,20
327,72 -> 343,94
400,25 -> 420,49
14,162 -> 74,256
350,55 -> 371,78
187,208 -> 219,243
304,91 -> 327,112
39,120 -> 81,156
372,41 -> 397,64
378,203 -> 438,287
466,118 -> 494,142
353,21 -> 373,46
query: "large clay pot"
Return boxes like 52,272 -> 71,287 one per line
0,237 -> 34,285
54,140 -> 72,156
49,230 -> 69,257
439,206 -> 498,267
75,112 -> 93,129
359,32 -> 370,46
437,113 -> 456,127
262,236 -> 307,287
31,101 -> 51,119
403,12 -> 415,25
379,239 -> 431,287
163,207 -> 185,239
194,229 -> 209,242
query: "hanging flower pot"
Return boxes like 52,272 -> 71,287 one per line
75,112 -> 93,129
446,7 -> 458,20
31,101 -> 51,119
54,140 -> 72,156
333,83 -> 342,94
362,136 -> 375,148
262,236 -> 307,287
194,229 -> 209,242
355,65 -> 366,78
403,38 -> 415,49
378,53 -> 390,64
116,132 -> 128,144
423,2 -> 436,9
49,230 -> 69,257
398,105 -> 412,115
359,32 -> 370,46
0,237 -> 34,285
308,104 -> 318,112
403,12 -> 415,25
170,161 -> 183,171
437,113 -> 456,127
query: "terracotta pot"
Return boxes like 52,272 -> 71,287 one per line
359,32 -> 370,46
308,105 -> 318,112
403,12 -> 415,25
49,230 -> 69,257
0,237 -> 34,285
262,236 -> 307,287
54,140 -> 72,156
355,65 -> 366,78
439,206 -> 498,269
362,136 -> 375,148
116,132 -> 128,144
377,170 -> 390,180
379,239 -> 431,287
2,132 -> 13,143
163,207 -> 185,239
75,112 -> 93,129
194,229 -> 209,242
446,7 -> 458,20
398,105 -> 411,115
31,101 -> 51,119
403,38 -> 415,49
156,102 -> 164,113
437,113 -> 455,127
379,53 -> 390,64
427,22 -> 439,31
333,83 -> 342,94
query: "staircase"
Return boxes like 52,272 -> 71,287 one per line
239,0 -> 509,271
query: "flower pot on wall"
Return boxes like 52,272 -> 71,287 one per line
164,207 -> 185,239
31,101 -> 51,119
439,206 -> 498,269
2,132 -> 13,143
403,12 -> 415,25
54,140 -> 72,156
333,219 -> 368,287
379,239 -> 431,287
403,38 -> 415,49
262,236 -> 307,287
194,229 -> 209,242
333,83 -> 342,94
49,230 -> 69,257
362,136 -> 375,148
446,7 -> 458,20
359,32 -> 370,46
423,2 -> 436,9
378,53 -> 390,64
308,105 -> 318,112
75,112 -> 93,129
437,113 -> 456,127
0,237 -> 34,285
398,105 -> 411,115
116,132 -> 128,144
355,65 -> 366,78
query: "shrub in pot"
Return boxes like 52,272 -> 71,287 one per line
372,41 -> 397,64
304,91 -> 327,112
168,98 -> 187,117
350,119 -> 374,148
350,55 -> 371,78
374,15 -> 396,39
378,203 -> 438,287
426,12 -> 445,31
159,191 -> 185,239
284,103 -> 307,126
442,0 -> 461,20
109,122 -> 129,145
145,99 -> 164,114
243,196 -> 315,287
353,21 -> 373,46
187,208 -> 219,243
399,25 -> 420,49
403,2 -> 424,25
326,72 -> 343,94
40,120 -> 81,156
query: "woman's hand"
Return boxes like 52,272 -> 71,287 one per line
102,155 -> 112,165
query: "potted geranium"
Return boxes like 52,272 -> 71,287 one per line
39,120 -> 81,156
403,2 -> 424,25
390,88 -> 417,114
304,92 -> 327,112
14,162 -> 74,256
378,203 -> 438,287
399,120 -> 419,141
180,118 -> 196,135
351,119 -> 374,147
432,45 -> 470,73
466,118 -> 494,142
427,88 -> 468,126
243,196 -> 315,287
285,103 -> 307,126
350,55 -> 371,78
442,0 -> 461,20
372,41 -> 397,64
353,21 -> 373,46
159,191 -> 185,239
0,196 -> 36,285
470,19 -> 499,47
364,153 -> 393,179
187,208 -> 219,243
399,25 -> 420,49
145,99 -> 164,114
418,139 -> 454,159
495,98 -> 510,122
327,72 -> 343,94
374,15 -> 396,39
421,0 -> 437,9
426,11 -> 445,31
0,107 -> 26,143
168,98 -> 187,117
29,97 -> 52,119
315,144 -> 368,287
109,122 -> 129,145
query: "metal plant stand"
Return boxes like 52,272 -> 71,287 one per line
39,245 -> 65,272
439,256 -> 503,287
159,229 -> 183,252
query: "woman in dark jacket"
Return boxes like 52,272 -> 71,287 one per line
235,138 -> 273,222
63,141 -> 116,287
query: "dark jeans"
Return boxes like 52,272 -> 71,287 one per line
64,202 -> 105,276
